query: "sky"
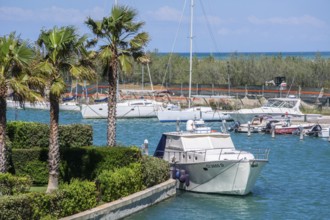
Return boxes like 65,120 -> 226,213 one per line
0,0 -> 329,53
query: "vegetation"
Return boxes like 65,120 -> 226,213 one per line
36,26 -> 96,193
123,52 -> 330,89
85,5 -> 149,147
6,121 -> 92,149
0,33 -> 44,173
1,154 -> 169,219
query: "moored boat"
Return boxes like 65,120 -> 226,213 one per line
154,119 -> 270,195
229,97 -> 322,123
80,99 -> 164,119
305,124 -> 330,138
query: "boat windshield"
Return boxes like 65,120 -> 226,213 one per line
263,99 -> 297,108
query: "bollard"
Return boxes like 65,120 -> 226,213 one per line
328,128 -> 330,142
143,139 -> 149,155
299,126 -> 304,140
222,120 -> 227,133
176,119 -> 180,132
247,121 -> 251,136
271,123 -> 275,138
304,115 -> 307,122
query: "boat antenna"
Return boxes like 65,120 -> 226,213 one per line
188,0 -> 194,108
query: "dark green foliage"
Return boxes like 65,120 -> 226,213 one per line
0,180 -> 96,220
0,173 -> 32,196
10,148 -> 48,185
9,146 -> 142,184
141,156 -> 170,188
58,124 -> 93,148
59,179 -> 97,217
28,192 -> 63,219
97,163 -> 143,202
6,121 -> 49,149
59,146 -> 142,182
0,194 -> 34,220
6,121 -> 93,149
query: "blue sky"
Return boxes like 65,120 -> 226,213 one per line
0,0 -> 329,53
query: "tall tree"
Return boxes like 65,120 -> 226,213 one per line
36,26 -> 96,193
85,5 -> 149,146
0,33 -> 42,173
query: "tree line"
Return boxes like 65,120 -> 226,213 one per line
122,52 -> 330,89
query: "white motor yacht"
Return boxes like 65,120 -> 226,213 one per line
229,97 -> 321,123
154,119 -> 269,195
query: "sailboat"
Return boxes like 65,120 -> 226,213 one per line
156,1 -> 232,122
80,55 -> 166,119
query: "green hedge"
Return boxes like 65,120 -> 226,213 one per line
0,179 -> 97,220
10,146 -> 142,185
1,156 -> 170,219
0,173 -> 32,196
6,121 -> 93,149
97,163 -> 144,202
141,156 -> 170,188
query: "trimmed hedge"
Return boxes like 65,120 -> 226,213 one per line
0,179 -> 97,220
10,146 -> 142,185
141,156 -> 170,188
6,121 -> 93,149
59,179 -> 97,217
0,173 -> 32,196
97,163 -> 144,202
0,156 -> 170,219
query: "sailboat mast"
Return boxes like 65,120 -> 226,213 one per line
188,0 -> 194,108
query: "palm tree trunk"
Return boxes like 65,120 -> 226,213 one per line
46,93 -> 60,193
0,93 -> 7,173
107,59 -> 118,147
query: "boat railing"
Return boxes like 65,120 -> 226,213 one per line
161,148 -> 270,163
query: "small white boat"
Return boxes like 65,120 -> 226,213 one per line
154,119 -> 269,195
80,99 -> 163,119
59,101 -> 81,111
229,115 -> 279,133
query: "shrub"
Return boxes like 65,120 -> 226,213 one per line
9,146 -> 142,185
0,194 -> 33,220
10,148 -> 48,185
0,173 -> 32,196
97,163 -> 143,202
59,179 -> 97,217
141,156 -> 170,188
6,121 -> 93,149
29,192 -> 63,219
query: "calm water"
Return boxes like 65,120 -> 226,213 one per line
7,108 -> 330,220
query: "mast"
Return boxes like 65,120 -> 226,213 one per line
188,0 -> 194,108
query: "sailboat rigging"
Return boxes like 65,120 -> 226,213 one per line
156,0 -> 232,122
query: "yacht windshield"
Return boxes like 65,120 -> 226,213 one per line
263,99 -> 297,108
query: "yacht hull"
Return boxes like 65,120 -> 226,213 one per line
172,160 -> 267,195
81,100 -> 161,119
157,107 -> 232,122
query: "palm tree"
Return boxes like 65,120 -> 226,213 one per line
36,26 -> 96,193
0,33 -> 43,173
85,5 -> 149,146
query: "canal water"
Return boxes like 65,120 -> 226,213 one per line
7,108 -> 330,219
